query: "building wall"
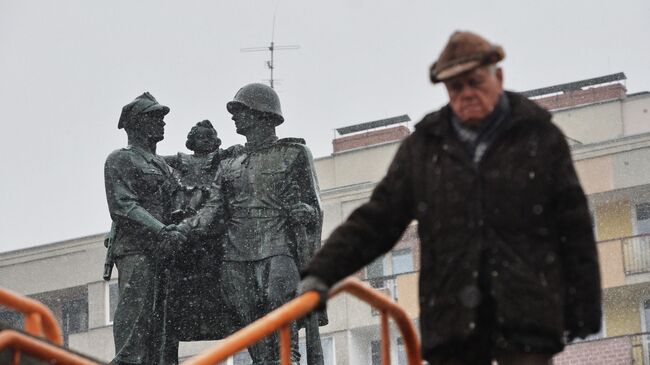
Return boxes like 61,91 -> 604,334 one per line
602,284 -> 650,336
314,141 -> 399,191
553,101 -> 624,144
622,94 -> 650,136
597,240 -> 626,289
554,336 -> 632,365
595,200 -> 632,241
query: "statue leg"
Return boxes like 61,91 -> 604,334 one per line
112,255 -> 157,365
247,256 -> 301,365
220,261 -> 262,361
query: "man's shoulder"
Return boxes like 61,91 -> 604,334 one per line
413,104 -> 451,136
105,147 -> 135,165
506,91 -> 552,124
272,137 -> 313,157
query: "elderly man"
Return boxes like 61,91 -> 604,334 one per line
104,92 -> 186,365
299,31 -> 602,365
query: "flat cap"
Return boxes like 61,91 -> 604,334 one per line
429,31 -> 505,84
118,92 -> 170,129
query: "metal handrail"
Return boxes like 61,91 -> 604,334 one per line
0,287 -> 63,345
0,330 -> 99,365
183,277 -> 422,365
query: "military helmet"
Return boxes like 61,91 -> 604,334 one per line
226,83 -> 284,125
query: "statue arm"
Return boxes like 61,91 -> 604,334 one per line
287,146 -> 323,266
177,170 -> 227,236
162,153 -> 181,170
290,146 -> 323,226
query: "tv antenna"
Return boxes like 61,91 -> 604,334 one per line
240,12 -> 300,89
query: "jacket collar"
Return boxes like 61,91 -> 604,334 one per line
127,145 -> 171,174
416,90 -> 551,138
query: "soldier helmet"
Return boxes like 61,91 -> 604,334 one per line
118,92 -> 170,129
226,83 -> 284,125
429,31 -> 505,84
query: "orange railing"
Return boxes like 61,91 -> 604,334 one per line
183,277 -> 422,365
0,287 -> 92,365
0,287 -> 62,344
0,330 -> 99,365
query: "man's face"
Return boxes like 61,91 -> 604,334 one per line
444,66 -> 504,125
231,108 -> 258,136
136,111 -> 166,142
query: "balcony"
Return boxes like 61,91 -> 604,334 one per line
554,333 -> 649,365
364,272 -> 419,319
598,234 -> 650,288
622,235 -> 650,275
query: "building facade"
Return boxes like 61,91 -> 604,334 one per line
2,73 -> 650,364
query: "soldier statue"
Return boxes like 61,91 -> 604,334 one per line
104,92 -> 186,365
176,83 -> 326,365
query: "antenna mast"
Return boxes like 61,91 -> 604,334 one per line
241,13 -> 300,89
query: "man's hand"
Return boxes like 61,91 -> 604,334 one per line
290,203 -> 317,225
159,225 -> 188,255
296,275 -> 329,311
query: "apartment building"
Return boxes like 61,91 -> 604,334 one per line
1,72 -> 649,364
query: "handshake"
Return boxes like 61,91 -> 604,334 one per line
158,222 -> 191,255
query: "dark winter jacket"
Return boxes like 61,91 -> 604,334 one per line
304,91 -> 601,355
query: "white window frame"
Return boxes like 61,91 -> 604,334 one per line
297,335 -> 336,365
105,279 -> 118,325
391,248 -> 414,276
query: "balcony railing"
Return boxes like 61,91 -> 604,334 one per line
364,271 -> 418,301
622,235 -> 650,275
554,333 -> 650,365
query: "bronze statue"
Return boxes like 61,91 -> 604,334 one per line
104,92 -> 186,365
163,120 -> 241,343
176,83 -> 326,365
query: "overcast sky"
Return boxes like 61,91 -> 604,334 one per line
1,0 -> 649,252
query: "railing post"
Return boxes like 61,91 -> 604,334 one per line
24,312 -> 43,338
182,279 -> 422,365
380,310 -> 391,365
279,325 -> 291,365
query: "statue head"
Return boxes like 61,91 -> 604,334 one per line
118,92 -> 170,143
226,83 -> 283,136
186,120 -> 221,153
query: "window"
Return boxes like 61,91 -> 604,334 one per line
299,336 -> 335,365
233,350 -> 252,365
366,256 -> 385,288
62,298 -> 88,344
0,309 -> 23,329
636,203 -> 650,234
106,280 -> 119,324
62,298 -> 88,334
370,340 -> 381,365
391,249 -> 414,275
